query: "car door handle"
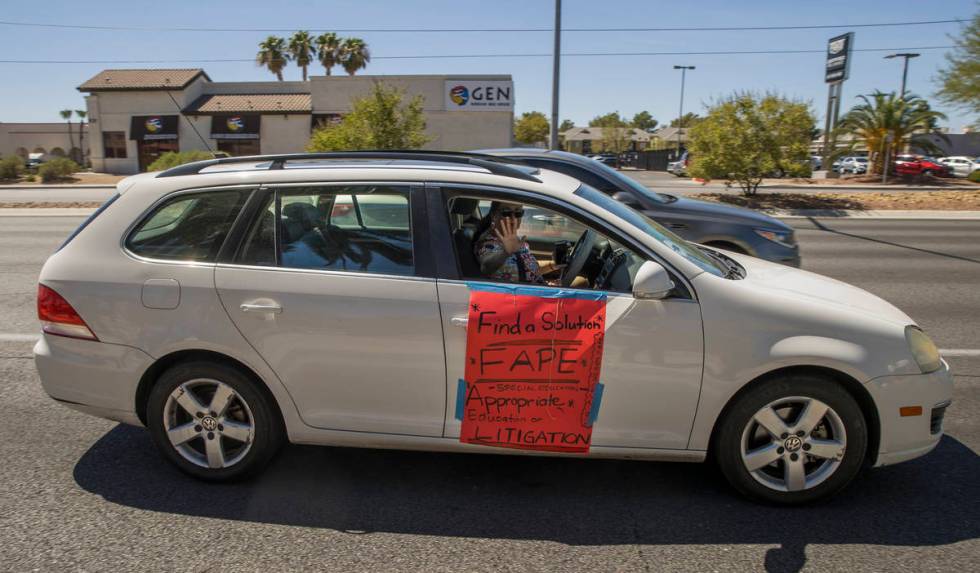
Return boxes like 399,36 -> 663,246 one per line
450,316 -> 468,328
240,302 -> 282,314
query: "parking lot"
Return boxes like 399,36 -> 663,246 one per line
1,214 -> 978,572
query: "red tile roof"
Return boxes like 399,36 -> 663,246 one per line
183,93 -> 312,114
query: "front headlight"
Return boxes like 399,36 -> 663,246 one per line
905,326 -> 942,373
753,228 -> 796,248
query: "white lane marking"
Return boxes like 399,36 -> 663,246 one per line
0,334 -> 40,342
941,349 -> 980,357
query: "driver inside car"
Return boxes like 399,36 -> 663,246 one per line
474,201 -> 585,287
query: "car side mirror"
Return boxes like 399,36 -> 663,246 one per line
612,191 -> 642,209
632,260 -> 675,300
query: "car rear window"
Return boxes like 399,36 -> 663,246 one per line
126,189 -> 249,262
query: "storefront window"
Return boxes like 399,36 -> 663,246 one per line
102,132 -> 127,159
216,140 -> 261,157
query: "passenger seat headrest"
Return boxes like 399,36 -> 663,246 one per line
450,198 -> 480,216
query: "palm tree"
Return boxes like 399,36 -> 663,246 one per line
288,31 -> 314,81
256,36 -> 288,81
339,37 -> 371,76
74,109 -> 87,165
834,91 -> 947,175
315,32 -> 341,75
59,109 -> 75,158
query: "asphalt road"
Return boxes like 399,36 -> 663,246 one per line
0,216 -> 978,572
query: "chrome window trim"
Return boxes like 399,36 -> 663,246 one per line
214,261 -> 436,283
428,181 -> 698,301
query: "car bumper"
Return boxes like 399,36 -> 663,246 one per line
865,360 -> 954,467
34,333 -> 151,426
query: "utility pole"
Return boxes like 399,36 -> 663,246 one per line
885,52 -> 920,98
549,0 -> 561,150
673,65 -> 695,159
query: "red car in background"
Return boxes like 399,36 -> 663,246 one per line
893,155 -> 951,177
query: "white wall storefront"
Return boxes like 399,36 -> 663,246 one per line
79,70 -> 514,174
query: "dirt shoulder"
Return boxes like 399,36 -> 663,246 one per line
692,190 -> 980,211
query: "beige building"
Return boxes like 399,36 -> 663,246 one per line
76,69 -> 515,174
560,126 -> 651,155
0,122 -> 88,161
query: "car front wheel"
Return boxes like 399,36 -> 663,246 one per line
714,374 -> 868,504
147,361 -> 284,481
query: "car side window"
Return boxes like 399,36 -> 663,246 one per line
238,186 -> 414,276
127,189 -> 249,262
445,193 -> 643,294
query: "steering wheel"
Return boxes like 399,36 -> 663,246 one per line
561,229 -> 598,287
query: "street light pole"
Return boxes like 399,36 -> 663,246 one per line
884,52 -> 920,98
673,65 -> 695,158
882,52 -> 919,172
549,0 -> 562,150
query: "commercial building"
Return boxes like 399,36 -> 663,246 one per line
0,122 -> 88,161
560,126 -> 651,155
75,69 -> 515,174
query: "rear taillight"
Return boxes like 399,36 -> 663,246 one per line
37,284 -> 98,341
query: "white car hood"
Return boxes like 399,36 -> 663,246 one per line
729,253 -> 913,327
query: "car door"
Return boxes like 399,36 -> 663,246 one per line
215,184 -> 447,436
431,185 -> 705,450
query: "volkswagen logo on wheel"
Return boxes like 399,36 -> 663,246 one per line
784,435 -> 803,452
201,416 -> 218,432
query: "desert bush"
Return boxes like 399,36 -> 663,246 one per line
147,150 -> 217,172
0,155 -> 25,180
38,157 -> 79,182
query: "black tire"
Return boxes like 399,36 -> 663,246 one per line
922,170 -> 934,177
714,374 -> 868,505
146,360 -> 284,481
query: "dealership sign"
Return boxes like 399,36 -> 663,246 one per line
825,32 -> 854,83
445,80 -> 514,111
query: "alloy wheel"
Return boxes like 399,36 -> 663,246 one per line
163,378 -> 255,469
739,396 -> 847,493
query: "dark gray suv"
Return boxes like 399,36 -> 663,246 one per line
476,149 -> 800,266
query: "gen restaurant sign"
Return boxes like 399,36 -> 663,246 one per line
445,80 -> 514,111
825,32 -> 854,83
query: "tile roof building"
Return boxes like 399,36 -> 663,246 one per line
73,68 -> 514,174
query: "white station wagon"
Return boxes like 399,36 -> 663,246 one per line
34,152 -> 953,504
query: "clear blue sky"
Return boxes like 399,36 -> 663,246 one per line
0,0 -> 974,130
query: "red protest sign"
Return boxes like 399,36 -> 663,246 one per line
459,285 -> 606,453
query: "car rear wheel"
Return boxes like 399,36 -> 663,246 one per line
714,374 -> 867,504
147,361 -> 284,481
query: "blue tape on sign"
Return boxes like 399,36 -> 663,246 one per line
464,281 -> 607,301
455,379 -> 467,421
586,383 -> 604,427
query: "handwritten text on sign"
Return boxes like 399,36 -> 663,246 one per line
459,285 -> 606,453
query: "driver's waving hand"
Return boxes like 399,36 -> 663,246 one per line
474,201 -> 563,285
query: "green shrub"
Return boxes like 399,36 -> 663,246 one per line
147,150 -> 216,172
38,157 -> 79,182
25,174 -> 36,182
0,155 -> 24,180
968,170 -> 980,183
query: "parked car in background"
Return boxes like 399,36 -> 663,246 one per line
589,153 -> 618,167
667,151 -> 689,177
34,151 -> 953,505
810,156 -> 823,171
26,152 -> 45,170
839,156 -> 868,175
475,148 -> 800,266
937,156 -> 978,178
831,158 -> 842,173
894,155 -> 951,177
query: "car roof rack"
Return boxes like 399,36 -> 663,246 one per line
155,150 -> 540,182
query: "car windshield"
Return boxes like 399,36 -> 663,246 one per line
587,159 -> 672,204
573,184 -> 726,276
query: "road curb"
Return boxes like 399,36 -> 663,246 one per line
770,209 -> 980,220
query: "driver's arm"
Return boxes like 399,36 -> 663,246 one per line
478,247 -> 510,276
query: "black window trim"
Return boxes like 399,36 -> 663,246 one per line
426,182 -> 696,301
223,181 -> 435,279
120,184 -> 259,266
